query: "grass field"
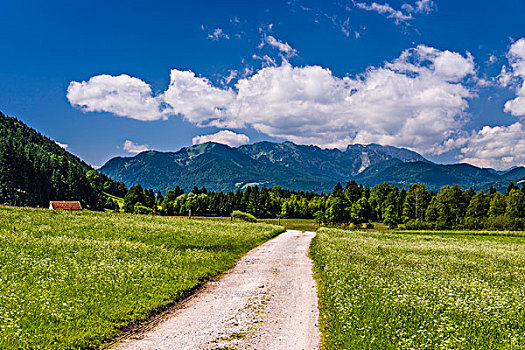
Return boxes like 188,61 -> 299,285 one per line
260,218 -> 318,232
0,207 -> 284,349
311,228 -> 525,349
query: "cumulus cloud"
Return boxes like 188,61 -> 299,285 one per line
192,130 -> 250,147
67,74 -> 163,121
161,70 -> 236,126
67,44 -> 475,155
230,45 -> 474,153
503,38 -> 525,117
459,122 -> 525,169
123,140 -> 149,154
264,35 -> 298,57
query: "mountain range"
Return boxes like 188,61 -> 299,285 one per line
100,141 -> 525,193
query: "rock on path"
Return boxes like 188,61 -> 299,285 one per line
113,230 -> 320,350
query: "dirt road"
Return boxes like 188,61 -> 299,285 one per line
113,230 -> 320,350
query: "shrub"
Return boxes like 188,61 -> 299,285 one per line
365,223 -> 375,229
231,210 -> 257,223
404,219 -> 434,230
134,203 -> 153,215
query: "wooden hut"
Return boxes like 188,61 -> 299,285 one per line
49,201 -> 82,210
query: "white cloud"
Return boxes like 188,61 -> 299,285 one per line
208,28 -> 230,40
356,2 -> 413,23
123,140 -> 149,154
55,141 -> 68,149
252,54 -> 277,67
67,45 -> 474,156
459,122 -> 525,169
67,74 -> 163,121
264,35 -> 298,57
503,38 -> 525,116
228,45 -> 473,153
340,18 -> 351,37
160,70 -> 236,126
498,65 -> 513,87
223,70 -> 239,85
413,0 -> 434,13
386,45 -> 475,81
357,0 -> 435,23
192,130 -> 250,147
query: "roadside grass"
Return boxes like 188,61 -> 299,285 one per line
395,229 -> 525,237
260,218 -> 318,232
311,228 -> 525,349
0,207 -> 283,349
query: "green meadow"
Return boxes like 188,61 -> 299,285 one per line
0,207 -> 283,349
311,228 -> 525,349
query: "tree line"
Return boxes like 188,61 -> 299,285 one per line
122,180 -> 525,230
3,111 -> 524,230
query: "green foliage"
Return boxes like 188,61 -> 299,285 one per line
402,183 -> 430,222
311,228 -> 525,349
404,219 -> 433,230
326,196 -> 346,225
0,206 -> 283,349
505,189 -> 525,230
104,196 -> 116,210
231,210 -> 257,222
465,191 -> 488,229
489,192 -> 507,217
0,112 -> 125,209
123,176 -> 525,231
383,204 -> 398,228
134,203 -> 153,215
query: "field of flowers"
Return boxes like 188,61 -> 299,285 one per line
311,228 -> 525,349
0,206 -> 283,349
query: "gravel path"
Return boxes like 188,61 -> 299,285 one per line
113,230 -> 320,350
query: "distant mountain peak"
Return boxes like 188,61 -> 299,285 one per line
100,141 -> 436,193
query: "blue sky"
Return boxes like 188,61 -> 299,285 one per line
1,0 -> 525,169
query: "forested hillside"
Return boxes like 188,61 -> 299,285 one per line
0,112 -> 126,208
353,159 -> 525,191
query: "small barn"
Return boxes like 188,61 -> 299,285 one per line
49,201 -> 82,210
